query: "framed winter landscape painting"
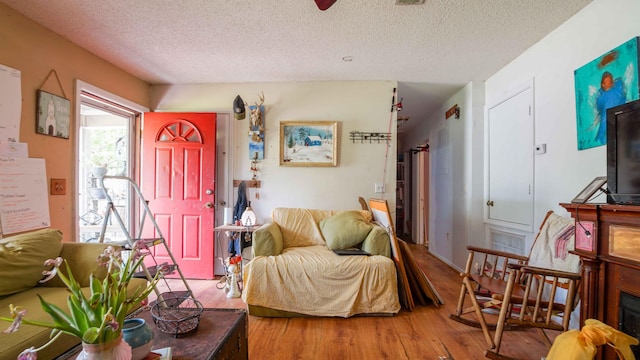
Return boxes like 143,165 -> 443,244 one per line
280,121 -> 338,167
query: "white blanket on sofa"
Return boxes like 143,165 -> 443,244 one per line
242,245 -> 400,317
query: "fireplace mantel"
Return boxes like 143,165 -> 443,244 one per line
561,203 -> 640,360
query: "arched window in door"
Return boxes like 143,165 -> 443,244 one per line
157,120 -> 202,143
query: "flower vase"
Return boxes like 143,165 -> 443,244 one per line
122,318 -> 154,360
227,264 -> 241,298
79,334 -> 132,360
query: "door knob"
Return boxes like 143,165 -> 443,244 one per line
486,200 -> 494,207
205,189 -> 214,195
204,202 -> 214,208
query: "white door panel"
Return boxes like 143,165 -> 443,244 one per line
487,85 -> 534,229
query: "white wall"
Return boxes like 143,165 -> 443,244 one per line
150,81 -> 398,223
486,0 -> 640,230
402,0 -> 640,270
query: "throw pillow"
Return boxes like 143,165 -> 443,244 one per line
0,228 -> 63,296
361,225 -> 391,257
319,211 -> 373,250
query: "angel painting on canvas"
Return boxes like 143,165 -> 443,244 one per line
574,37 -> 639,150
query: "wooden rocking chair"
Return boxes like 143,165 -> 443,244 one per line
484,264 -> 580,359
450,211 -> 581,358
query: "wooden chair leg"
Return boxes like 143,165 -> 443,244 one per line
537,328 -> 552,348
484,350 -> 521,360
490,270 -> 516,354
462,275 -> 495,349
454,276 -> 468,316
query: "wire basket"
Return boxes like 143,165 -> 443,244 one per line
150,293 -> 203,337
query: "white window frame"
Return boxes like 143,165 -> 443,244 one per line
74,80 -> 148,241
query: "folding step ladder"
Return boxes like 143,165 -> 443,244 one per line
96,175 -> 195,303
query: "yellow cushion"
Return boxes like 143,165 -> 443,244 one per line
320,211 -> 373,250
272,208 -> 332,248
0,228 -> 63,296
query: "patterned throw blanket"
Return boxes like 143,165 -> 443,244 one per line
528,212 -> 581,274
554,225 -> 576,261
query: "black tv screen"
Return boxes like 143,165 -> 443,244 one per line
607,98 -> 640,204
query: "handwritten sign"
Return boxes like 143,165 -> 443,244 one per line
0,64 -> 21,142
0,157 -> 50,235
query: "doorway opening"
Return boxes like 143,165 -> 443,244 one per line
411,142 -> 429,247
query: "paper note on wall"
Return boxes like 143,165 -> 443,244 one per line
0,142 -> 28,158
0,157 -> 50,235
0,64 -> 22,142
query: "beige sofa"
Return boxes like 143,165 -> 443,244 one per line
242,208 -> 400,317
0,229 -> 147,360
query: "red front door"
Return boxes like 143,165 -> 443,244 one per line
141,112 -> 216,279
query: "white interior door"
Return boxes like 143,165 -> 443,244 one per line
214,113 -> 233,276
486,84 -> 534,230
412,148 -> 429,245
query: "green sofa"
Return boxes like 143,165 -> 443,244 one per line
0,229 -> 148,360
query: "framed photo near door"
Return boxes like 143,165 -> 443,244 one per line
36,90 -> 70,139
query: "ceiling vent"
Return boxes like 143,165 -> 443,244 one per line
395,0 -> 426,5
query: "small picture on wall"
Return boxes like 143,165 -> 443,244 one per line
249,130 -> 264,160
36,90 -> 70,139
574,37 -> 640,150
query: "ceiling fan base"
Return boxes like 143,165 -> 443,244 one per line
314,0 -> 337,11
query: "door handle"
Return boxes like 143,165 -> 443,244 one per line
486,200 -> 494,207
204,202 -> 214,208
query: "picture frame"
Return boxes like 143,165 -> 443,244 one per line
571,176 -> 607,203
280,120 -> 338,167
574,37 -> 640,150
36,90 -> 70,139
368,198 -> 412,309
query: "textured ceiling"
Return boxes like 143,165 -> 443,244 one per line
1,0 -> 592,133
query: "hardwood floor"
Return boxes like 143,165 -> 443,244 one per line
151,245 -> 553,360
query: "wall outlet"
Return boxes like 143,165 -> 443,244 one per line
50,178 -> 66,195
374,183 -> 385,193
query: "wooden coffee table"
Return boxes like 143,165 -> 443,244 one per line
56,308 -> 248,360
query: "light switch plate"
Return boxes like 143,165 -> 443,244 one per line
51,178 -> 66,195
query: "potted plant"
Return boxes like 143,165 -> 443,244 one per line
1,241 -> 166,360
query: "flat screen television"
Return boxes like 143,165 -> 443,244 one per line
607,98 -> 640,204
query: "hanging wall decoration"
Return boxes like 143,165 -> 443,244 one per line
574,37 -> 640,150
36,70 -> 70,139
233,95 -> 246,120
280,120 -> 338,167
248,93 -> 265,161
